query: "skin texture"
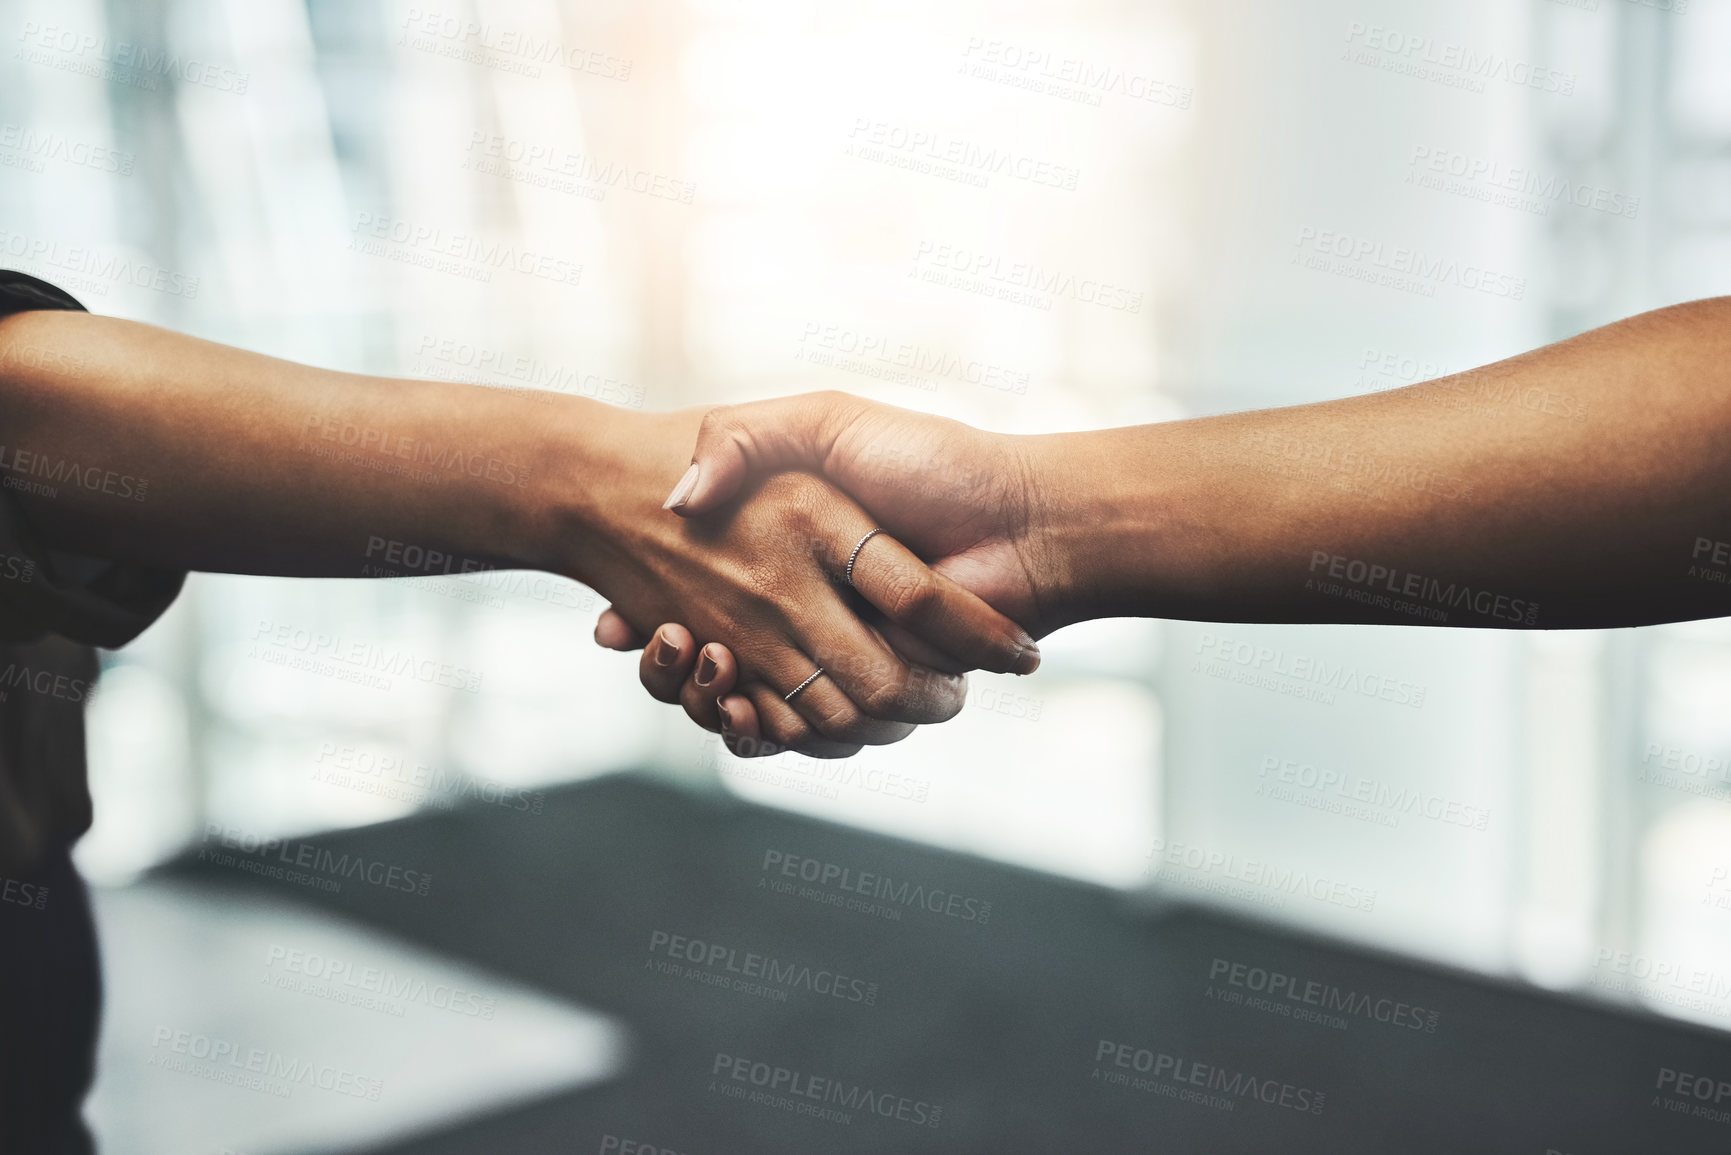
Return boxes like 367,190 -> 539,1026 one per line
0,309 -> 1038,755
614,296 -> 1731,754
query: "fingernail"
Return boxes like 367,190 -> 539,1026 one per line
652,630 -> 678,667
715,698 -> 733,732
662,463 -> 700,511
695,649 -> 718,687
1013,635 -> 1041,675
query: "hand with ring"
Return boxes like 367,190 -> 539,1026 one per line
584,420 -> 1040,758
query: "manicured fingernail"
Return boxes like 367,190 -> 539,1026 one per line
1013,636 -> 1041,675
652,630 -> 678,667
715,698 -> 734,732
662,463 -> 700,511
695,649 -> 718,687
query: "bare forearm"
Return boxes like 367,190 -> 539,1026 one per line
1036,297 -> 1731,630
0,310 -> 652,580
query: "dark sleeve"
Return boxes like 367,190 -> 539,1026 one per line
0,271 -> 187,648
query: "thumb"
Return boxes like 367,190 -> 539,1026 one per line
664,392 -> 865,516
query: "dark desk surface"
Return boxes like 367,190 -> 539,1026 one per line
169,775 -> 1731,1154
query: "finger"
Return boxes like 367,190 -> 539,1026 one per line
679,642 -> 740,732
754,496 -> 969,725
763,644 -> 917,746
638,624 -> 698,704
595,607 -> 649,651
715,692 -> 760,751
736,680 -> 865,760
872,620 -> 969,676
665,391 -> 870,516
845,529 -> 1040,675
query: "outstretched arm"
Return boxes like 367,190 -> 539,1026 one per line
0,308 -> 1038,754
623,297 -> 1731,753
662,297 -> 1731,633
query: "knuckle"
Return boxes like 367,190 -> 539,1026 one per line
764,717 -> 814,755
860,670 -> 913,719
696,404 -> 737,442
810,700 -> 865,741
883,569 -> 941,623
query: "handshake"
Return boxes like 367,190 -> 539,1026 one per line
9,292 -> 1712,766
575,391 -> 1065,760
561,286 -> 1731,761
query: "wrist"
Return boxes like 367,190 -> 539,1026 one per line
506,399 -> 703,586
1020,425 -> 1179,627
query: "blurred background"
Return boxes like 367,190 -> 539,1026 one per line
6,0 -> 1731,1149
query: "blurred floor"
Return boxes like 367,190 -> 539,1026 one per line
87,878 -> 625,1154
106,774 -> 1731,1154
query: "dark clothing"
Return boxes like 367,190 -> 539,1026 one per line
0,843 -> 102,1155
0,271 -> 189,1154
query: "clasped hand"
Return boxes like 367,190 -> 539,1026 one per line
586,395 -> 1060,758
